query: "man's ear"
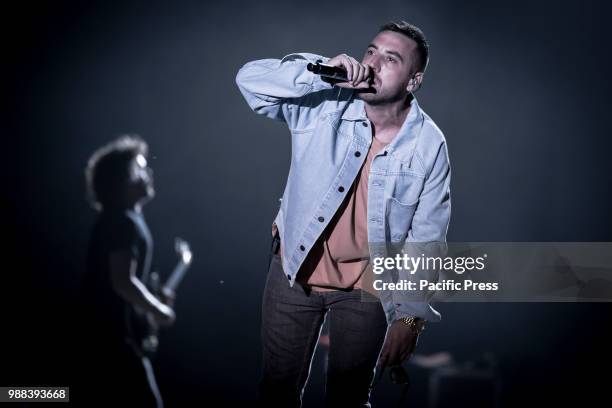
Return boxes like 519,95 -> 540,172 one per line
407,72 -> 424,93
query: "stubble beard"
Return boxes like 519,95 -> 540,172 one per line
357,88 -> 406,107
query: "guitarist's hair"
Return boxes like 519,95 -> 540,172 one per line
85,135 -> 149,210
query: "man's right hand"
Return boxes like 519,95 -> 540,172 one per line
327,54 -> 372,89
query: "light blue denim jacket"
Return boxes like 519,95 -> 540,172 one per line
236,53 -> 451,324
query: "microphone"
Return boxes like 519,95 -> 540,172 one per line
307,61 -> 349,82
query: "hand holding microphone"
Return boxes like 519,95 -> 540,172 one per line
307,53 -> 373,89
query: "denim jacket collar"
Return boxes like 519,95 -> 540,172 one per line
340,93 -> 425,159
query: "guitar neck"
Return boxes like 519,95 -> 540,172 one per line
163,262 -> 190,292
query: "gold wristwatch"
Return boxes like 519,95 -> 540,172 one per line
399,316 -> 426,334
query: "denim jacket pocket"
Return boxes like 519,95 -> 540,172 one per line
386,196 -> 418,243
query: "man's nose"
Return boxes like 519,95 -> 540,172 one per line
366,57 -> 381,72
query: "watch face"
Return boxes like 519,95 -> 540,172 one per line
402,317 -> 425,333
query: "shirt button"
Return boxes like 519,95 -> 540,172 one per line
318,216 -> 325,222
300,245 -> 305,251
362,122 -> 368,127
354,151 -> 361,157
338,186 -> 345,192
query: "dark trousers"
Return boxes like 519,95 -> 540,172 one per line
257,251 -> 388,408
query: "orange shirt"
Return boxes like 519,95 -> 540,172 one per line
292,137 -> 389,291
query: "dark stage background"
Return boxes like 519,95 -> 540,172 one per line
4,0 -> 612,406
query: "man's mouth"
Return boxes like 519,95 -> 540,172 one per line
356,83 -> 377,94
355,75 -> 378,93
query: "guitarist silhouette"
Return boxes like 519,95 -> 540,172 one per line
80,136 -> 192,407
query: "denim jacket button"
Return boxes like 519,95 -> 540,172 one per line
300,245 -> 305,251
338,186 -> 345,192
287,274 -> 291,280
318,216 -> 325,222
362,122 -> 368,127
354,151 -> 361,157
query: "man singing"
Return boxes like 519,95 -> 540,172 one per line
236,21 -> 451,407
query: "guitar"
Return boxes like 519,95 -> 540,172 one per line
129,237 -> 192,357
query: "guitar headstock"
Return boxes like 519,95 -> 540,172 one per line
175,237 -> 192,265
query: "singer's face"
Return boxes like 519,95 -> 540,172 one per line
131,154 -> 155,203
358,31 -> 419,104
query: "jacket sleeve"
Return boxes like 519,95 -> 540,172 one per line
408,142 -> 451,243
393,142 -> 452,323
235,52 -> 335,129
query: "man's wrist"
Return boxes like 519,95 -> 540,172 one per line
397,316 -> 426,335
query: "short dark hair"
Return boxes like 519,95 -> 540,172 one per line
85,135 -> 148,210
379,21 -> 429,72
